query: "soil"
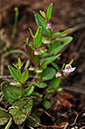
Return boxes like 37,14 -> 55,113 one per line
0,0 -> 85,129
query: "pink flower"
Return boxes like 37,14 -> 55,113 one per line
62,64 -> 76,77
46,22 -> 51,30
56,71 -> 62,78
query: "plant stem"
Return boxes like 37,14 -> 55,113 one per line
20,83 -> 23,98
43,92 -> 49,100
48,29 -> 52,53
5,118 -> 12,129
10,7 -> 19,43
5,38 -> 27,57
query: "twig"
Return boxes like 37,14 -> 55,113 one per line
28,125 -> 34,129
69,110 -> 79,126
67,23 -> 85,35
63,123 -> 69,129
44,110 -> 55,121
80,126 -> 85,129
56,23 -> 85,39
0,75 -> 12,79
0,54 -> 4,76
0,75 -> 34,79
61,86 -> 85,95
0,93 -> 4,101
8,106 -> 67,128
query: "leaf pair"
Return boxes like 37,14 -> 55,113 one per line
0,97 -> 33,125
9,97 -> 33,124
34,3 -> 53,35
8,65 -> 29,83
40,3 -> 53,21
1,81 -> 33,126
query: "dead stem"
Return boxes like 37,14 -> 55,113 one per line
80,126 -> 85,129
8,106 -> 69,129
69,110 -> 79,126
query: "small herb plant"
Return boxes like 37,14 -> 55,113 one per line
0,3 -> 76,128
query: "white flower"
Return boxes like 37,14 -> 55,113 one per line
62,64 -> 76,77
10,82 -> 20,86
34,47 -> 47,55
34,50 -> 41,55
36,69 -> 42,73
56,71 -> 62,78
29,66 -> 34,71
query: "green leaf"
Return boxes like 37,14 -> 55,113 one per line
25,83 -> 35,95
0,107 -> 12,125
46,3 -> 53,21
42,54 -> 61,66
32,92 -> 43,106
8,65 -> 22,81
39,52 -> 50,58
40,10 -> 46,18
9,49 -> 28,57
18,57 -> 22,68
1,81 -> 20,104
9,97 -> 33,125
47,87 -> 55,93
5,38 -> 26,57
29,28 -> 34,37
61,63 -> 65,70
51,62 -> 59,70
0,97 -> 5,102
25,44 -> 40,67
42,100 -> 51,109
13,63 -> 19,70
36,82 -> 47,88
69,59 -> 74,65
51,78 -> 61,89
34,12 -> 49,35
26,41 -> 35,51
42,67 -> 56,80
50,36 -> 73,55
33,27 -> 42,48
27,111 -> 40,127
52,28 -> 72,39
20,69 -> 29,83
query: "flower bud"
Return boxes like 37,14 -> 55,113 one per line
46,22 -> 51,30
56,71 -> 62,78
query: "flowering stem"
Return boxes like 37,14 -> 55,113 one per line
20,83 -> 23,98
48,38 -> 52,53
48,29 -> 52,53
